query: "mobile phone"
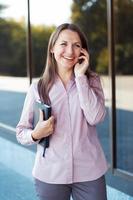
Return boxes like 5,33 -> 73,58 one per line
78,52 -> 84,64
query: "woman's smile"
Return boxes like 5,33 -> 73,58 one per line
63,55 -> 75,61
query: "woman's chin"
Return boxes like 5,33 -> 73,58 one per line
58,62 -> 74,69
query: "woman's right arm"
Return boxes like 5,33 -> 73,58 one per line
16,83 -> 37,145
16,83 -> 54,145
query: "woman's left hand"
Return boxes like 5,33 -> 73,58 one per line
74,49 -> 90,77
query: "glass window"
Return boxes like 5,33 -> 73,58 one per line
114,0 -> 133,173
0,0 -> 28,126
0,1 -> 31,198
30,0 -> 72,78
70,0 -> 110,163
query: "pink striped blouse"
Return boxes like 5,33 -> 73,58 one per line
16,74 -> 108,184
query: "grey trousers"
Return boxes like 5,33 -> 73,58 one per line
34,175 -> 107,200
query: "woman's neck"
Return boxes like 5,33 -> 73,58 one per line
57,68 -> 74,87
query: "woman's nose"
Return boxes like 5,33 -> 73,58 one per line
66,45 -> 74,55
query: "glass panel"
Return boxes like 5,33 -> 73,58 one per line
114,0 -> 133,173
30,0 -> 72,78
0,0 -> 28,126
0,1 -> 32,199
98,76 -> 111,163
70,0 -> 110,163
0,1 -> 72,200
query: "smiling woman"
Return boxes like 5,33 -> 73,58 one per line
16,23 -> 108,200
1,0 -> 72,25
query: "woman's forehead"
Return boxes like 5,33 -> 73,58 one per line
56,29 -> 81,43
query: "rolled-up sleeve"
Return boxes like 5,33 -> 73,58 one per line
16,83 -> 37,145
75,74 -> 106,125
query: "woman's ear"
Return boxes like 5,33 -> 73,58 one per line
50,47 -> 54,53
50,50 -> 54,57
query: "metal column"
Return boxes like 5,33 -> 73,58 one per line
106,0 -> 117,172
27,0 -> 33,84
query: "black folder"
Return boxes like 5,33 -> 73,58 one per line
33,100 -> 51,157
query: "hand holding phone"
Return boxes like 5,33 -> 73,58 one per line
78,53 -> 84,64
74,48 -> 90,77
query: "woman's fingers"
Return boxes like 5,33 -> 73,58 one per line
48,116 -> 55,125
47,116 -> 55,133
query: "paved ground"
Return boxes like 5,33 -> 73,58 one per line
0,76 -> 133,199
0,127 -> 38,200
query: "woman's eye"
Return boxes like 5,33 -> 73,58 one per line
74,44 -> 81,48
60,43 -> 66,46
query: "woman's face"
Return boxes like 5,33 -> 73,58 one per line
51,29 -> 82,71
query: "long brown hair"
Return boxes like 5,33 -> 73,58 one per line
38,23 -> 94,104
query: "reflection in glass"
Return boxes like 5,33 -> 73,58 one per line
70,0 -> 110,163
29,0 -> 72,77
114,0 -> 133,173
116,76 -> 133,173
98,76 -> 111,163
0,0 -> 28,126
0,0 -> 27,77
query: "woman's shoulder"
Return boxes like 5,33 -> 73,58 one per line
30,80 -> 38,89
89,71 -> 99,81
89,70 -> 99,78
27,80 -> 40,99
89,71 -> 101,87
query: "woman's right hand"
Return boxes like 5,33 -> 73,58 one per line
31,110 -> 55,141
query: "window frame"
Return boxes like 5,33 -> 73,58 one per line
107,0 -> 133,181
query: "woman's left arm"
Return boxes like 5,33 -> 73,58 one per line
75,74 -> 106,126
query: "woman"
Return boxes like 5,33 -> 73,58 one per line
16,23 -> 108,200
